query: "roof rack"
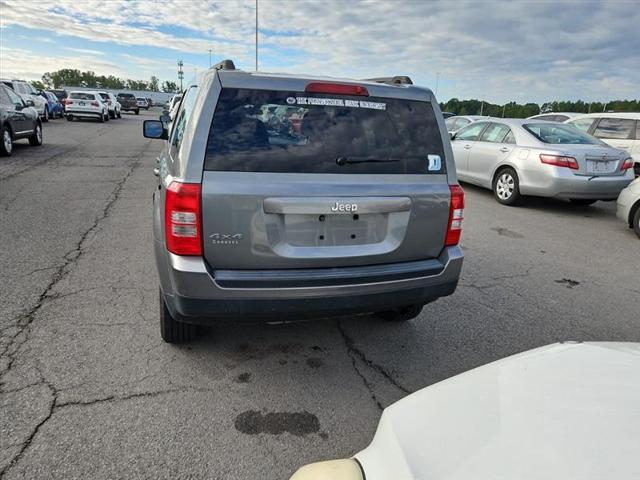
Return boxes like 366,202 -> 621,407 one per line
365,76 -> 413,85
212,59 -> 236,70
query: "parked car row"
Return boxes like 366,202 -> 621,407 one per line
447,116 -> 640,237
0,81 -> 162,157
447,111 -> 640,175
0,83 -> 43,155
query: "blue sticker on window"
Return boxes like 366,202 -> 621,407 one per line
427,154 -> 442,171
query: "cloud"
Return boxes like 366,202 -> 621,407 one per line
1,0 -> 638,103
65,47 -> 106,56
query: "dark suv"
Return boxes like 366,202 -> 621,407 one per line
0,84 -> 43,155
143,60 -> 464,343
116,93 -> 139,114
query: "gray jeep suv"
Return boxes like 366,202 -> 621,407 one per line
144,60 -> 464,343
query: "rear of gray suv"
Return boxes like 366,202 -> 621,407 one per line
145,60 -> 464,343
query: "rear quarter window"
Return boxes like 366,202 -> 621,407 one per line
592,118 -> 635,140
204,88 -> 446,175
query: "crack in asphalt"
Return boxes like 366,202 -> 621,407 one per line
0,382 -> 216,478
336,320 -> 410,411
0,144 -> 149,476
0,146 -> 146,371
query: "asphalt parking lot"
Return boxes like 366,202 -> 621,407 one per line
1,110 -> 639,479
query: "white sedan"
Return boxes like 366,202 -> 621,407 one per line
291,342 -> 640,480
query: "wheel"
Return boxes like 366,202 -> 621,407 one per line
375,304 -> 423,322
159,289 -> 196,343
493,167 -> 522,205
569,199 -> 597,206
135,109 -> 139,115
66,115 -> 73,121
633,207 -> 640,239
104,111 -> 110,122
117,109 -> 122,118
0,125 -> 13,156
109,110 -> 115,119
98,112 -> 105,123
42,108 -> 49,122
28,123 -> 43,146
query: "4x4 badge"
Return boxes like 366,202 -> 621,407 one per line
210,233 -> 243,245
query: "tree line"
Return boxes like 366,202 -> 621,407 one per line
440,98 -> 640,118
37,69 -> 179,93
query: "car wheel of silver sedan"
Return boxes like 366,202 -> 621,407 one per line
493,167 -> 521,206
634,207 -> 640,239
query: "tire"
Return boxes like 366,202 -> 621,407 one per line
375,304 -> 423,322
117,110 -> 122,118
42,108 -> 49,122
493,167 -> 522,206
98,113 -> 105,123
135,109 -> 140,115
28,123 -> 43,146
66,115 -> 73,121
633,207 -> 640,239
569,199 -> 597,206
104,111 -> 110,122
159,289 -> 196,343
0,125 -> 13,156
109,110 -> 115,119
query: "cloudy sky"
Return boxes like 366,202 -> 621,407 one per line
1,0 -> 638,103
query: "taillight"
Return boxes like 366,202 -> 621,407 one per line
65,99 -> 73,105
621,157 -> 634,170
107,100 -> 112,105
165,182 -> 202,256
91,100 -> 100,107
540,154 -> 579,170
445,185 -> 464,246
305,82 -> 369,96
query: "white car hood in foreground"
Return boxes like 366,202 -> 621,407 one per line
355,342 -> 640,480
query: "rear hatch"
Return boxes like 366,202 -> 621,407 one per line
201,85 -> 451,269
67,92 -> 100,113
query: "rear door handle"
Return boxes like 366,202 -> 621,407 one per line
463,144 -> 472,150
499,147 -> 511,153
153,168 -> 159,177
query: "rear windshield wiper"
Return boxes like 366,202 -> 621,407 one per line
336,156 -> 400,166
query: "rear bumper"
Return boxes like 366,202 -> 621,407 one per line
156,243 -> 463,324
66,110 -> 102,117
520,167 -> 634,200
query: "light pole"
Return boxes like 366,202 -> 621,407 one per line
177,60 -> 184,91
435,72 -> 440,97
208,49 -> 212,68
480,96 -> 485,116
255,0 -> 259,71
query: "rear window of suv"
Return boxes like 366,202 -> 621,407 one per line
70,92 -> 96,100
204,88 -> 446,174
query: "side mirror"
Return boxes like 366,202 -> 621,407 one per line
449,131 -> 456,140
143,120 -> 168,140
26,99 -> 35,107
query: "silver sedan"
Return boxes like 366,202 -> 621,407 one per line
451,118 -> 635,205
